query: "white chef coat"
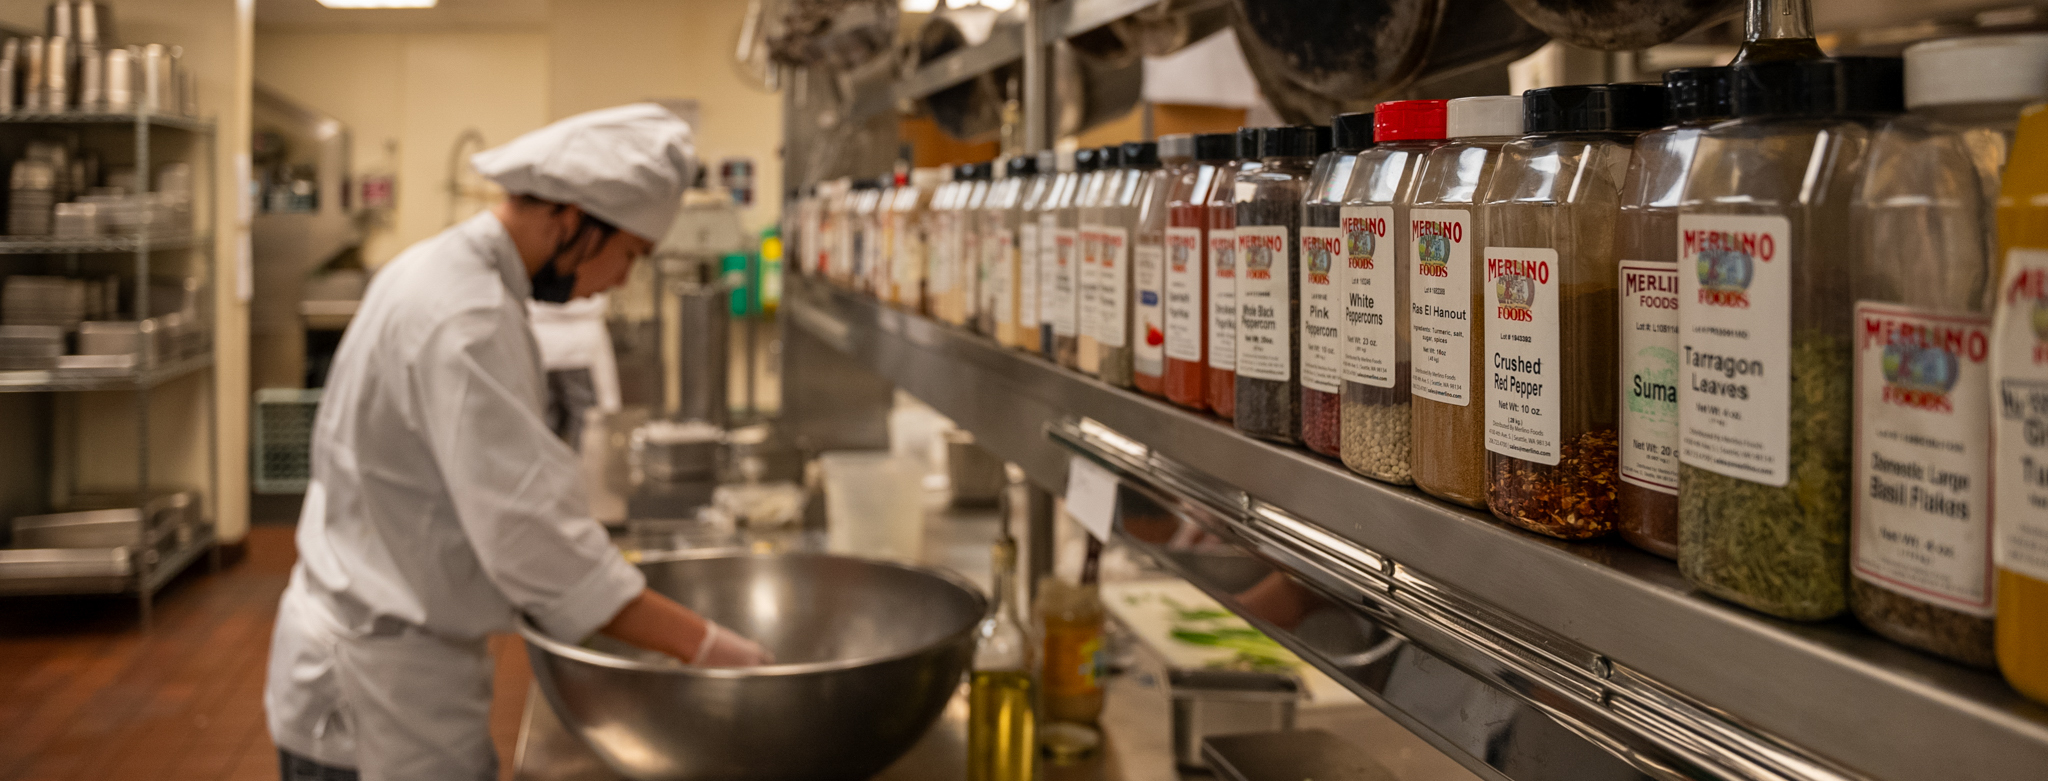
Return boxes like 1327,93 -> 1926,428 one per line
266,212 -> 647,780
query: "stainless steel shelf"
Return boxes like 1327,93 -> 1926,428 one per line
0,353 -> 213,392
0,111 -> 214,132
0,232 -> 209,254
783,275 -> 2048,781
895,27 -> 1025,103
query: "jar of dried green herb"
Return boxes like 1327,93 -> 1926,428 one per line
1678,57 -> 1904,621
1302,112 -> 1371,458
1483,84 -> 1665,540
1235,126 -> 1323,444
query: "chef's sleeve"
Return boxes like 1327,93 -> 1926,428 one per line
411,307 -> 646,643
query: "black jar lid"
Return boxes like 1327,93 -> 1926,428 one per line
1312,125 -> 1334,155
1194,132 -> 1238,162
1236,127 -> 1260,159
1665,67 -> 1734,124
1331,112 -> 1375,152
1731,56 -> 1906,119
1007,155 -> 1037,177
1253,125 -> 1321,158
1096,144 -> 1124,169
1121,141 -> 1160,168
1074,147 -> 1098,173
1523,84 -> 1668,134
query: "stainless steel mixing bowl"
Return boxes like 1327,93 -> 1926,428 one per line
521,551 -> 986,781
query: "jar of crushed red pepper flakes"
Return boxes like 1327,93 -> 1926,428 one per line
1165,133 -> 1235,411
1482,84 -> 1666,540
1302,112 -> 1372,457
1206,130 -> 1256,420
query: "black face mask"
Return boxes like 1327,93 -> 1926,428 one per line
529,212 -> 618,304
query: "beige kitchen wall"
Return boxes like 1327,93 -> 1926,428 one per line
255,0 -> 783,270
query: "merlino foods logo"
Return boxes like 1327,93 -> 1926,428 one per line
1242,233 -> 1284,280
1303,234 -> 1340,285
1487,255 -> 1546,323
1211,235 -> 1236,277
1413,218 -> 1460,278
1862,313 -> 1985,414
1168,232 -> 1198,273
1342,215 -> 1384,269
1684,228 -> 1771,309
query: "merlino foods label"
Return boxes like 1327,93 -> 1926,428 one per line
1164,226 -> 1204,362
1852,302 -> 1993,615
1483,247 -> 1561,465
1994,249 -> 2048,581
1340,206 -> 1398,388
1677,214 -> 1792,486
1620,261 -> 1681,493
1209,229 -> 1238,370
1236,226 -> 1292,381
1409,209 -> 1474,405
1019,223 -> 1040,328
1301,226 -> 1344,393
1098,226 -> 1131,348
1135,240 -> 1165,366
1051,227 -> 1078,336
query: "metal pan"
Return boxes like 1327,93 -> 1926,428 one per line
1500,0 -> 1738,51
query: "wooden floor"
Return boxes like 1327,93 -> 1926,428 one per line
0,524 -> 534,781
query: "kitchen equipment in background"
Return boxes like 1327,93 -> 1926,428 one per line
11,159 -> 57,235
669,280 -> 730,425
0,325 -> 62,369
521,552 -> 982,781
102,44 -> 131,110
252,388 -> 321,494
819,450 -> 925,561
915,5 -> 1021,141
1171,670 -> 1303,770
631,419 -> 724,485
1202,729 -> 1400,781
12,490 -> 196,550
945,428 -> 1006,507
1501,0 -> 1737,51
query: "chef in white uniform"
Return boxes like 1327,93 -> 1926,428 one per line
264,104 -> 770,781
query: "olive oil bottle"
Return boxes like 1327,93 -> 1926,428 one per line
969,538 -> 1036,781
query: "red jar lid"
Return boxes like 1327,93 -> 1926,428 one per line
1374,100 -> 1449,142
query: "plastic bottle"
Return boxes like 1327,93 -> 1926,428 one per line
1996,101 -> 2048,706
1301,112 -> 1371,458
1165,133 -> 1235,411
1617,69 -> 1734,557
1853,34 -> 2048,669
1095,143 -> 1156,387
1341,101 -> 1447,482
988,157 -> 1035,348
890,168 -> 945,313
1483,84 -> 1666,540
927,171 -> 960,316
1207,130 -> 1255,420
1235,126 -> 1324,444
1677,57 -> 1904,621
1015,153 -> 1054,354
1408,98 -> 1521,508
1047,150 -> 1089,365
962,163 -> 994,332
1078,146 -> 1123,373
1134,138 -> 1183,396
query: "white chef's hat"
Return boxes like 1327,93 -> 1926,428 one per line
471,103 -> 697,242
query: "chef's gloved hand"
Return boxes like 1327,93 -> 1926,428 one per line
693,621 -> 775,667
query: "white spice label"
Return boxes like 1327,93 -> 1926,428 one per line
1051,227 -> 1079,337
1237,225 -> 1292,382
1134,239 -> 1164,364
929,213 -> 953,297
1019,223 -> 1040,328
1410,208 -> 1474,405
1341,206 -> 1398,388
1038,214 -> 1060,331
990,228 -> 1015,328
1209,229 -> 1238,371
1483,247 -> 1561,465
1678,214 -> 1792,487
1994,249 -> 2048,582
1078,225 -> 1102,343
1165,226 -> 1204,362
1620,261 -> 1681,494
1852,302 -> 1994,615
1099,226 -> 1131,348
1301,226 -> 1344,393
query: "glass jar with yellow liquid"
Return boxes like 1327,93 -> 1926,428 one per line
1994,100 -> 2048,705
969,537 -> 1035,781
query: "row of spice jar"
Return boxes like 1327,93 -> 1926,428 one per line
788,32 -> 2048,703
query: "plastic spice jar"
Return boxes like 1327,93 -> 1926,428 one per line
1618,69 -> 1734,557
1165,133 -> 1234,411
1235,126 -> 1324,443
1047,149 -> 1090,366
1408,97 -> 1521,508
1079,145 -> 1125,375
1206,130 -> 1255,419
1483,84 -> 1667,540
1135,138 -> 1184,396
962,163 -> 995,333
1036,150 -> 1071,358
1015,153 -> 1055,354
1094,143 -> 1157,388
929,168 -> 962,323
1995,100 -> 2048,706
891,168 -> 944,313
1855,35 -> 2048,668
1341,102 -> 1445,481
1301,112 -> 1372,458
989,157 -> 1036,349
1677,57 -> 1904,621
